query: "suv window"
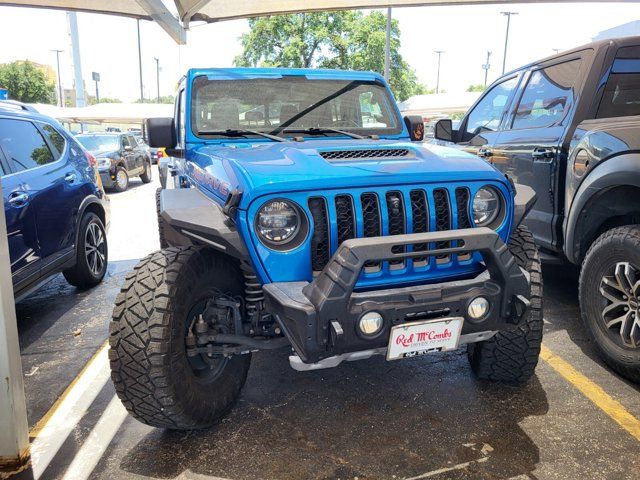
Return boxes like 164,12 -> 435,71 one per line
0,118 -> 55,172
597,46 -> 640,119
512,59 -> 582,130
464,76 -> 518,138
41,123 -> 66,160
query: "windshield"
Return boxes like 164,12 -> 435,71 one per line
191,76 -> 402,139
76,134 -> 120,153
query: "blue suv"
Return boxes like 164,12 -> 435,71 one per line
109,69 -> 540,430
0,101 -> 110,301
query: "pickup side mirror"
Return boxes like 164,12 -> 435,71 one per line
123,145 -> 133,151
146,117 -> 176,149
434,119 -> 453,142
403,115 -> 425,142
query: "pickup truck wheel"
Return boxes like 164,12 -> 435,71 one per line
140,161 -> 152,183
156,188 -> 169,249
467,225 -> 543,383
109,247 -> 251,429
579,226 -> 640,383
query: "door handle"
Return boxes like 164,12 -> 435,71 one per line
477,147 -> 493,158
65,172 -> 77,183
8,192 -> 29,207
532,147 -> 555,162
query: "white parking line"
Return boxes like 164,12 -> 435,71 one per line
404,443 -> 493,480
30,343 -> 111,479
61,395 -> 128,480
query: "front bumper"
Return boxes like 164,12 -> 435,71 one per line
263,227 -> 531,364
99,170 -> 115,188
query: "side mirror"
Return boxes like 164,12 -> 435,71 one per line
403,115 -> 425,142
124,145 -> 133,151
146,117 -> 176,149
434,119 -> 453,142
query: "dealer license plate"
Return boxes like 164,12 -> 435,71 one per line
386,317 -> 464,361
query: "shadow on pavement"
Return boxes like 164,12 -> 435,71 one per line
115,349 -> 549,480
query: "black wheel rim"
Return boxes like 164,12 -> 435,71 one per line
185,299 -> 229,382
85,222 -> 106,276
599,261 -> 640,348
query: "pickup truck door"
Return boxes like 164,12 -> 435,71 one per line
491,58 -> 583,251
454,75 -> 520,162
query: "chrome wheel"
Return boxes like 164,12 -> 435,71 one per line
599,262 -> 640,348
116,169 -> 127,190
85,222 -> 106,277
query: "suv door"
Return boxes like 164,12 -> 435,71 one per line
455,74 -> 521,161
129,134 -> 145,172
492,58 -> 584,251
121,134 -> 137,173
0,118 -> 43,290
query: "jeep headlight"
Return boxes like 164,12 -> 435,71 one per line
472,187 -> 502,227
256,200 -> 302,246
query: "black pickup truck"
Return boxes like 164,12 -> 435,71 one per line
435,36 -> 640,383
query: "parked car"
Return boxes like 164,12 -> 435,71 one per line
148,146 -> 166,164
434,36 -> 640,383
76,132 -> 152,192
0,101 -> 110,301
109,67 -> 540,430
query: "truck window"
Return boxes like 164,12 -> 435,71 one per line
597,46 -> 640,119
464,76 -> 518,138
512,59 -> 581,130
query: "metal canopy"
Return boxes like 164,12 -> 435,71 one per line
1,0 -> 637,43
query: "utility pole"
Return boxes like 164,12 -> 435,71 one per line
501,11 -> 518,74
51,49 -> 64,107
434,50 -> 444,94
384,8 -> 391,82
137,19 -> 144,102
154,57 -> 160,103
482,51 -> 492,88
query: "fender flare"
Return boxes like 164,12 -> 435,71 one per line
564,153 -> 640,263
159,188 -> 249,260
74,194 -> 107,251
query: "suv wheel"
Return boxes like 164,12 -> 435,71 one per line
109,247 -> 251,429
140,161 -> 152,184
114,166 -> 128,192
580,226 -> 640,383
467,225 -> 543,383
63,212 -> 108,288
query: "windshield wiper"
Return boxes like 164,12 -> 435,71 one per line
283,127 -> 365,140
197,129 -> 287,142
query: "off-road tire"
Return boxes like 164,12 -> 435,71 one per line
156,188 -> 169,249
467,225 -> 543,383
579,226 -> 640,383
113,166 -> 128,192
63,212 -> 108,288
109,247 -> 251,429
140,161 -> 152,183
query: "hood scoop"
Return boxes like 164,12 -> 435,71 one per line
318,148 -> 412,162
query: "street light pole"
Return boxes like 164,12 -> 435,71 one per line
154,57 -> 160,103
501,11 -> 518,75
482,50 -> 492,88
384,8 -> 391,82
434,50 -> 444,94
51,49 -> 64,107
137,19 -> 144,103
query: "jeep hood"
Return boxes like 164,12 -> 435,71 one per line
188,139 -> 507,208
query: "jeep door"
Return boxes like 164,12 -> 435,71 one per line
454,74 -> 521,161
491,57 -> 585,251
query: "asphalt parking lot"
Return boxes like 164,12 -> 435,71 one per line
14,165 -> 640,480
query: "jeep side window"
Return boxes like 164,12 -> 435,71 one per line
463,76 -> 518,141
511,59 -> 581,130
597,46 -> 640,119
0,118 -> 54,171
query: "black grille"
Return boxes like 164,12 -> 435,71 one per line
308,198 -> 330,272
433,189 -> 451,259
386,191 -> 405,265
361,193 -> 381,269
410,190 -> 429,263
320,148 -> 410,161
455,188 -> 472,229
335,195 -> 355,245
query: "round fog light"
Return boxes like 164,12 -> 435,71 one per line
468,297 -> 490,320
359,311 -> 384,336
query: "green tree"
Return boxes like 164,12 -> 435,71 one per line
135,95 -> 175,104
88,97 -> 123,105
234,11 -> 426,101
0,61 -> 56,104
466,84 -> 486,92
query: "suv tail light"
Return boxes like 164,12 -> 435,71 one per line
157,149 -> 165,158
86,151 -> 97,168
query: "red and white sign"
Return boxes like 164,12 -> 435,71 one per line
387,317 -> 464,361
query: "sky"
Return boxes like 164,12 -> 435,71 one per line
0,2 -> 639,102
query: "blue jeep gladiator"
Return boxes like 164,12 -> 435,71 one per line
109,68 -> 541,430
